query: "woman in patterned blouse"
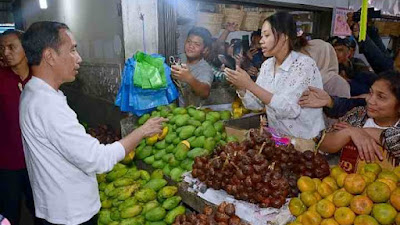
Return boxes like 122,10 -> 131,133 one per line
225,12 -> 325,140
317,70 -> 400,163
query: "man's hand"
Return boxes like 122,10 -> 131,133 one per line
333,122 -> 351,131
247,66 -> 259,77
225,65 -> 253,90
138,117 -> 168,138
348,127 -> 383,163
171,64 -> 192,83
225,22 -> 238,32
299,86 -> 333,108
246,48 -> 258,61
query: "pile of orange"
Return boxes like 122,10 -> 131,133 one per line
288,163 -> 400,225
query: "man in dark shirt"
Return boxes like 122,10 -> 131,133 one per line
0,30 -> 38,225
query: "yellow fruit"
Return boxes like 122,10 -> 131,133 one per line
296,215 -> 304,223
325,193 -> 334,202
289,198 -> 307,216
396,213 -> 400,225
344,174 -> 366,194
390,188 -> 400,211
313,178 -> 322,190
316,199 -> 336,218
393,166 -> 400,179
232,101 -> 240,109
350,195 -> 373,215
298,176 -> 316,193
146,135 -> 158,145
354,215 -> 379,225
372,203 -> 397,225
318,182 -> 334,198
378,170 -> 399,183
363,163 -> 382,175
336,172 -> 347,188
331,166 -> 345,179
321,218 -> 339,225
300,191 -> 318,207
308,204 -> 317,213
287,222 -> 303,225
323,177 -> 339,191
376,178 -> 397,192
157,126 -> 169,140
180,140 -> 190,148
334,207 -> 355,225
313,192 -> 322,201
333,190 -> 353,207
302,211 -> 322,225
367,181 -> 391,203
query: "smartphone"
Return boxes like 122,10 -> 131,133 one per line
218,54 -> 236,70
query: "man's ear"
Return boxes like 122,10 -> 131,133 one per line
42,48 -> 56,66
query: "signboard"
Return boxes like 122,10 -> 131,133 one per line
331,7 -> 352,37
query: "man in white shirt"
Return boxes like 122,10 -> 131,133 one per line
19,21 -> 166,225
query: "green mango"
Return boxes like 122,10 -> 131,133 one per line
181,158 -> 194,171
172,107 -> 187,115
220,110 -> 231,120
114,163 -> 127,170
104,183 -> 115,196
125,168 -> 141,180
160,107 -> 171,118
218,140 -> 227,146
165,133 -> 177,144
169,116 -> 176,125
194,127 -> 203,136
187,107 -> 197,117
154,149 -> 166,160
201,121 -> 213,128
174,143 -> 189,160
114,178 -> 135,187
138,114 -> 150,125
157,186 -> 178,200
187,136 -> 196,146
162,153 -> 174,162
107,186 -> 124,199
98,210 -> 113,225
155,140 -> 166,150
193,110 -> 206,122
146,221 -> 167,225
187,119 -> 201,127
97,174 -> 107,183
140,170 -> 151,181
203,125 -> 217,138
136,146 -> 153,160
165,144 -> 175,153
172,137 -> 181,145
191,136 -> 205,148
120,216 -> 145,225
167,114 -> 174,122
175,114 -> 190,127
150,111 -> 161,118
121,205 -> 143,218
145,207 -> 166,222
170,168 -> 184,182
178,125 -> 196,140
142,200 -> 160,214
99,182 -> 107,192
164,206 -> 186,224
187,148 -> 208,159
221,132 -> 227,140
143,179 -> 167,191
168,156 -> 180,167
143,155 -> 155,165
205,114 -> 218,123
135,188 -> 157,202
162,196 -> 182,210
214,121 -> 224,132
106,167 -> 128,182
150,169 -> 164,179
151,160 -> 166,169
204,137 -> 216,151
214,132 -> 222,142
226,135 -> 239,143
209,111 -> 221,120
99,191 -> 106,201
119,197 -> 137,211
118,183 -> 141,200
101,199 -> 112,208
110,208 -> 121,221
168,103 -> 177,110
162,164 -> 172,176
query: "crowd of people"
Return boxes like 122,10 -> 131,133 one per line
0,9 -> 399,225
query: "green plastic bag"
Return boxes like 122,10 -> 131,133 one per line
133,52 -> 167,89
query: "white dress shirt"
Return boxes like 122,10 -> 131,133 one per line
19,77 -> 125,225
240,51 -> 325,139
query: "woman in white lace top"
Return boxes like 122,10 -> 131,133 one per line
225,12 -> 325,139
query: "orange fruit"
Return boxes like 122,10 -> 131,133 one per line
350,195 -> 373,215
325,193 -> 334,202
313,178 -> 322,190
321,218 -> 339,225
298,176 -> 316,192
367,181 -> 391,203
300,191 -> 318,207
317,182 -> 334,198
344,174 -> 366,194
362,171 -> 377,184
396,213 -> 400,225
302,210 -> 322,225
316,199 -> 336,218
372,203 -> 397,225
378,170 -> 399,183
334,207 -> 355,225
354,215 -> 379,225
377,178 -> 397,192
363,163 -> 382,175
308,204 -> 317,213
289,198 -> 307,216
323,176 -> 339,191
393,166 -> 400,179
336,172 -> 347,188
331,166 -> 345,179
296,215 -> 304,223
333,189 -> 353,207
287,222 -> 302,225
390,188 -> 400,211
313,192 -> 322,201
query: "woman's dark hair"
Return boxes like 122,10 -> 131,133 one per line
264,11 -> 307,51
187,26 -> 212,49
22,21 -> 69,66
376,70 -> 400,103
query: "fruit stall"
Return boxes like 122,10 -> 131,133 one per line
90,103 -> 400,225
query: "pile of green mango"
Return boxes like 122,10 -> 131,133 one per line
97,163 -> 185,225
135,103 -> 238,182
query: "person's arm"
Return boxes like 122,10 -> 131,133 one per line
218,22 -> 238,42
171,64 -> 211,98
